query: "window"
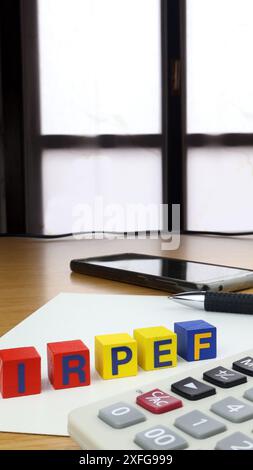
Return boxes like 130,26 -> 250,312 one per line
1,0 -> 184,234
37,0 -> 162,234
186,0 -> 253,232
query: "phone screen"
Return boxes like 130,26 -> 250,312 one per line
86,256 -> 246,283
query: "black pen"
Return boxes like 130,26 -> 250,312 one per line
169,290 -> 253,314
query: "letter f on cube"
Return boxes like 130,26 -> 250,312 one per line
174,320 -> 216,361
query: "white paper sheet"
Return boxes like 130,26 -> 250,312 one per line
0,293 -> 252,436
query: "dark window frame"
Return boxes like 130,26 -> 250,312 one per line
0,0 -> 26,232
161,0 -> 186,232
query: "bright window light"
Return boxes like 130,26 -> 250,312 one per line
38,0 -> 162,233
38,0 -> 161,135
187,0 -> 253,134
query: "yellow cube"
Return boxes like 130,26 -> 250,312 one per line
95,333 -> 137,379
133,326 -> 177,371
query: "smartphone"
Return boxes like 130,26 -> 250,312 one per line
70,253 -> 253,293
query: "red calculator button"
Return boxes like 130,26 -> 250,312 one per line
136,388 -> 183,414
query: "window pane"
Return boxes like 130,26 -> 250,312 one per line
187,148 -> 253,231
38,0 -> 161,135
42,149 -> 162,233
187,0 -> 253,134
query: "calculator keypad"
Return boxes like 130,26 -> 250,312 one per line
134,425 -> 188,450
211,396 -> 253,423
69,351 -> 253,450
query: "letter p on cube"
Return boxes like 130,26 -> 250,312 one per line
95,333 -> 137,379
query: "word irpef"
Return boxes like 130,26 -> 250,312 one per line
0,320 -> 216,398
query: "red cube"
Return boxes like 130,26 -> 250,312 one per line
47,339 -> 90,389
136,388 -> 183,414
0,347 -> 41,398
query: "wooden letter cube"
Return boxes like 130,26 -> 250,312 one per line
174,319 -> 217,362
133,326 -> 177,371
95,333 -> 137,379
0,346 -> 41,398
47,339 -> 90,389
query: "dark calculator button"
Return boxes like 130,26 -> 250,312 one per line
232,357 -> 253,377
171,377 -> 216,400
203,366 -> 247,388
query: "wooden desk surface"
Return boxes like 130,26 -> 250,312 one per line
1,235 -> 253,449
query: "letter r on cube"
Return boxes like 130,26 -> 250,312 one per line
47,340 -> 90,389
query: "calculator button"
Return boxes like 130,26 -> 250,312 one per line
136,389 -> 182,414
211,397 -> 253,423
243,388 -> 253,402
134,425 -> 188,450
203,366 -> 247,388
233,357 -> 253,376
174,410 -> 226,439
215,432 -> 253,450
98,401 -> 146,429
171,377 -> 216,400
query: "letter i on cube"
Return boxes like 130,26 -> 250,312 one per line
47,339 -> 90,389
133,326 -> 177,371
0,347 -> 41,398
95,333 -> 137,379
174,320 -> 216,362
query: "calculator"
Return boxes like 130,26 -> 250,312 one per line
68,349 -> 253,450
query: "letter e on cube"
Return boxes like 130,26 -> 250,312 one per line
133,326 -> 177,371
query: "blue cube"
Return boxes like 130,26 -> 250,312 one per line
174,320 -> 216,362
